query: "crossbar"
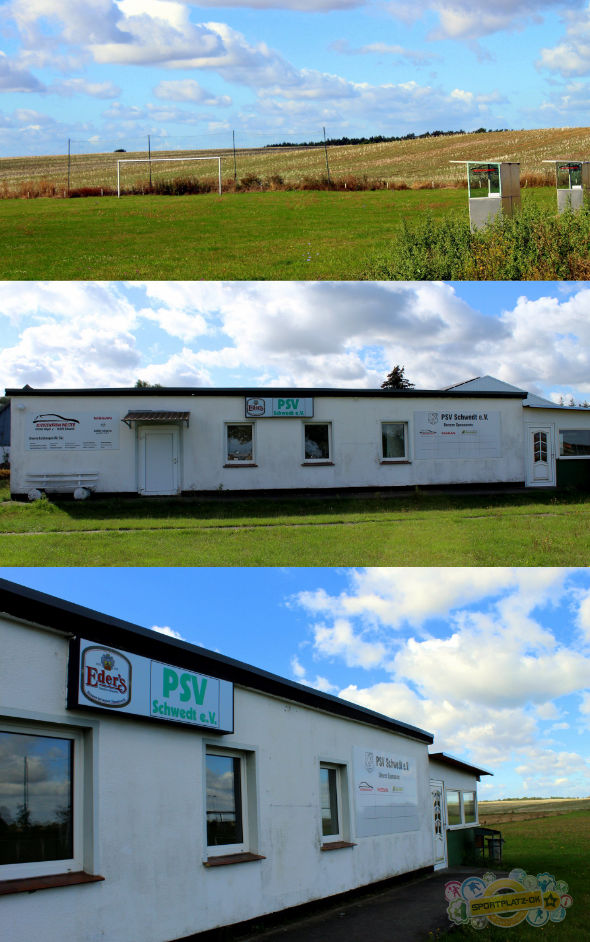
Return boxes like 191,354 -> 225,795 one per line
117,156 -> 225,197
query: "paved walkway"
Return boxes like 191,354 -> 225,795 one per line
238,867 -> 496,942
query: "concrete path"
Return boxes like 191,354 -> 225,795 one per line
239,867 -> 496,942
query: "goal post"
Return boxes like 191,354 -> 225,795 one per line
116,156 -> 224,197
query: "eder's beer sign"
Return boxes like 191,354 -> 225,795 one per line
68,638 -> 234,733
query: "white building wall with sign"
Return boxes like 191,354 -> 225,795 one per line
1,611 -> 434,942
8,391 -> 529,496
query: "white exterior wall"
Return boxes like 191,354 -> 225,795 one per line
9,393 -> 527,495
429,760 -> 479,797
2,616 -> 434,942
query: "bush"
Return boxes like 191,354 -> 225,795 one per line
363,203 -> 590,280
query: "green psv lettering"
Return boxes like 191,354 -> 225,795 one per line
162,667 -> 179,697
191,675 -> 208,705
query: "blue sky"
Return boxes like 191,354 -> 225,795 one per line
3,566 -> 590,800
2,280 -> 590,404
2,0 -> 590,156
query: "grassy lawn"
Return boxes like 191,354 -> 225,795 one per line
1,482 -> 589,565
444,808 -> 590,940
0,186 -> 554,280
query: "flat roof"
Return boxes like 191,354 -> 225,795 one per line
0,579 -> 434,744
4,386 -> 527,400
429,751 -> 493,779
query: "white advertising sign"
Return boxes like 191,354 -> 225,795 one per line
353,746 -> 419,837
245,397 -> 314,418
27,411 -> 119,450
71,639 -> 234,733
414,410 -> 502,460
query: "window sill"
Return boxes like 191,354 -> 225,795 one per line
223,463 -> 258,468
0,871 -> 105,896
301,461 -> 334,467
204,852 -> 266,868
321,841 -> 356,852
380,459 -> 411,465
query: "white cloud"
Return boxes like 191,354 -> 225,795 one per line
50,77 -> 120,98
153,79 -> 231,106
388,0 -> 580,42
151,624 -> 185,639
290,655 -> 338,693
0,52 -> 46,93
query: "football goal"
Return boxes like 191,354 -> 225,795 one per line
116,155 -> 225,197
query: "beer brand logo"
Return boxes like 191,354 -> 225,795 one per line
428,413 -> 439,425
81,645 -> 132,708
364,751 -> 375,773
246,398 -> 265,417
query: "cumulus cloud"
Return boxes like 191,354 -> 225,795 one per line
290,568 -> 590,792
49,78 -> 120,98
388,0 -> 580,41
0,52 -> 46,93
153,79 -> 231,105
4,281 -> 590,398
538,9 -> 590,76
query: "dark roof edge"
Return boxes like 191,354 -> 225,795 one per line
429,751 -> 493,779
4,387 -> 527,401
0,579 -> 433,745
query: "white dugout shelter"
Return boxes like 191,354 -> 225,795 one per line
6,376 -> 590,498
0,580 -> 490,942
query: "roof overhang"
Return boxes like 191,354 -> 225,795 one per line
122,410 -> 190,428
429,751 -> 493,780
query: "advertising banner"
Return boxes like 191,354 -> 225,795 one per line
68,638 -> 234,733
245,397 -> 314,418
414,410 -> 502,460
26,411 -> 119,450
353,746 -> 419,837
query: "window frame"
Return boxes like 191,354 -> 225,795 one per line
380,421 -> 410,463
303,422 -> 332,464
446,787 -> 478,829
558,428 -> 590,459
319,762 -> 343,844
205,747 -> 249,857
0,720 -> 85,881
224,422 -> 256,465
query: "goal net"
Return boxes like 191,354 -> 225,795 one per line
116,156 -> 224,197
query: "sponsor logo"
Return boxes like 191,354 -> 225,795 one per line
246,398 -> 266,417
33,413 -> 80,428
428,413 -> 439,425
81,645 -> 132,708
446,870 -> 573,930
364,751 -> 375,773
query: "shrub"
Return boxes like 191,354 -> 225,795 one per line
363,203 -> 590,280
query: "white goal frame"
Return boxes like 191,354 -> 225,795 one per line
116,156 -> 224,197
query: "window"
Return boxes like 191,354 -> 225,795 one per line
206,750 -> 246,855
304,424 -> 331,462
381,422 -> 408,460
559,429 -> 590,457
446,790 -> 462,826
0,724 -> 84,881
320,765 -> 341,840
463,791 -> 476,824
226,424 -> 254,463
446,788 -> 478,828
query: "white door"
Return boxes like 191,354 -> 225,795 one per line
525,426 -> 556,486
430,780 -> 447,870
139,427 -> 180,495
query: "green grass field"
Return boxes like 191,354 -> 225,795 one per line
0,186 -> 555,280
443,808 -> 590,941
1,484 -> 589,566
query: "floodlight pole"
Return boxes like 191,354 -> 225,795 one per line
148,135 -> 152,187
323,127 -> 331,184
233,130 -> 237,182
67,138 -> 71,196
218,157 -> 222,196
